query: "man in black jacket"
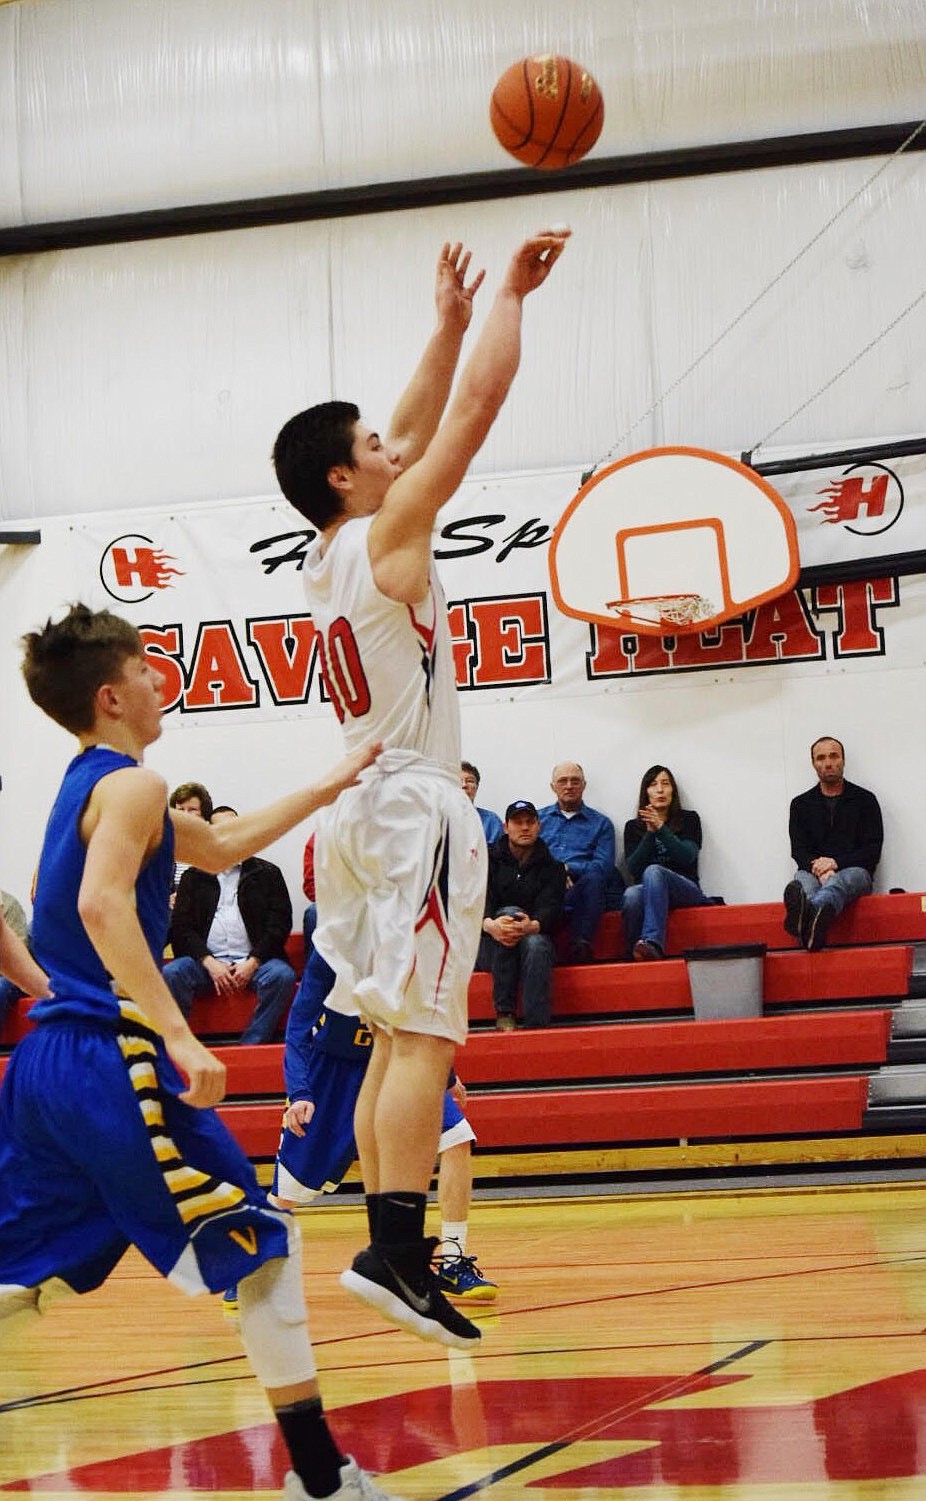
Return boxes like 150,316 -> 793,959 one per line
165,806 -> 296,1042
482,800 -> 566,1031
783,737 -> 883,952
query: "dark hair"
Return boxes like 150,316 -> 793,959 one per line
272,401 -> 360,530
461,760 -> 481,785
21,603 -> 143,734
211,804 -> 238,818
169,781 -> 214,821
636,764 -> 684,832
811,735 -> 844,758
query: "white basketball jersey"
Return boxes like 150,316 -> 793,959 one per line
303,517 -> 461,771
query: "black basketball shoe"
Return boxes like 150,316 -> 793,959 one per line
340,1237 -> 482,1349
783,881 -> 807,942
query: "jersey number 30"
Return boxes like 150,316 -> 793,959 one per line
317,617 -> 372,722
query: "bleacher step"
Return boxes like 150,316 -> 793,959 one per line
467,944 -> 912,1022
867,1064 -> 926,1105
463,1010 -> 891,1086
891,1000 -> 926,1036
862,1102 -> 926,1132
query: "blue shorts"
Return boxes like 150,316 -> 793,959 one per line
0,1021 -> 290,1302
273,1051 -> 365,1202
273,1069 -> 476,1205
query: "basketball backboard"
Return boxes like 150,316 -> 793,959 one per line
549,446 -> 800,635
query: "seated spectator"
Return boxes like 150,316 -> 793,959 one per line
0,888 -> 33,1026
539,762 -> 618,964
168,780 -> 213,896
482,801 -> 566,1030
302,832 -> 318,956
164,805 -> 296,1042
784,736 -> 883,951
622,765 -> 713,961
461,761 -> 503,844
0,903 -> 50,1022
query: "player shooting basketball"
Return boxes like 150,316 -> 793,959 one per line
272,230 -> 569,1349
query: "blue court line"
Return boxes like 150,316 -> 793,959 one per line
433,1338 -> 769,1501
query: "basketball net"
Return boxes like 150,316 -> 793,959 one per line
606,593 -> 716,631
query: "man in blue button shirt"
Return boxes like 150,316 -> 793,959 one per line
460,761 -> 503,845
539,762 -> 617,964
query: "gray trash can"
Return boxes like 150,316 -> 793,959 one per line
683,943 -> 767,1020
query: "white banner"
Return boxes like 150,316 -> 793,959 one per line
757,441 -> 926,573
48,451 -> 923,723
4,447 -> 926,909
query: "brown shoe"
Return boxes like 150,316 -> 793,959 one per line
633,939 -> 664,962
495,1014 -> 517,1032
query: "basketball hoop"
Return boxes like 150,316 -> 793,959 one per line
548,447 -> 800,637
606,593 -> 716,632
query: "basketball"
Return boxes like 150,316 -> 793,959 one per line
490,54 -> 604,170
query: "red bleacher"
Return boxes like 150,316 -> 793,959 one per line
217,1071 -> 872,1157
2,894 -> 923,1175
585,892 -> 926,960
468,945 -> 912,1020
464,1076 -> 871,1147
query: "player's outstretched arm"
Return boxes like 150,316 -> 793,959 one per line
172,738 -> 381,873
371,229 -> 570,604
386,242 -> 485,470
0,911 -> 51,999
78,767 -> 226,1108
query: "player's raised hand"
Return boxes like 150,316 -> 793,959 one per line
170,1032 -> 227,1109
313,739 -> 383,807
436,241 -> 486,331
503,228 -> 571,299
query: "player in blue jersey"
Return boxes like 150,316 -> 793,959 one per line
0,604 -> 390,1501
223,947 -> 496,1314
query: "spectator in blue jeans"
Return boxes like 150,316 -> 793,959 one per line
783,736 -> 883,951
164,806 -> 296,1042
539,762 -> 617,964
622,766 -> 713,961
482,801 -> 566,1029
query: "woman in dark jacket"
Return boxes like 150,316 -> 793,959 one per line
622,765 -> 712,960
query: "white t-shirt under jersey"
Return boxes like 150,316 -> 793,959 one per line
303,516 -> 461,772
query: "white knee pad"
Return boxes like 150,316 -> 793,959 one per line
237,1216 -> 317,1389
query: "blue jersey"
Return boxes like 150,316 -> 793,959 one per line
0,746 -> 289,1304
30,746 -> 174,1026
311,1006 -> 374,1061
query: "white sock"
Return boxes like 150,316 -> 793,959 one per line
441,1221 -> 468,1255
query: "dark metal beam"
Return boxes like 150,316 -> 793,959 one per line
0,529 -> 41,543
1,120 -> 923,257
749,435 -> 926,476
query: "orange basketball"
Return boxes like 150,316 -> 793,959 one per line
490,54 -> 604,170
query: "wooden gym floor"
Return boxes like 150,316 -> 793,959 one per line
3,1183 -> 926,1498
